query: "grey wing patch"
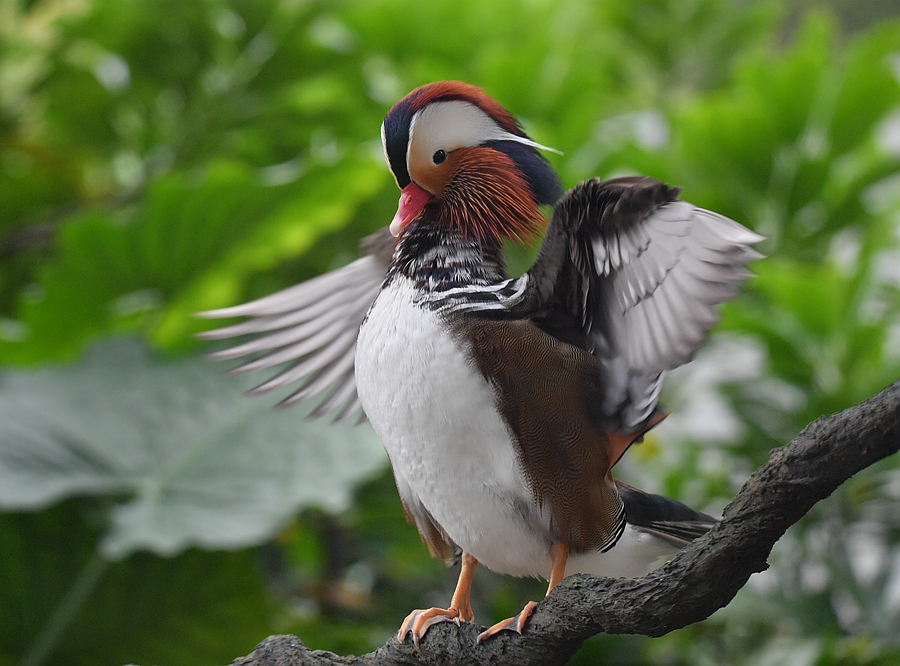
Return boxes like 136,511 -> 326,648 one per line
197,230 -> 393,421
599,202 -> 762,373
524,177 -> 763,434
592,199 -> 762,430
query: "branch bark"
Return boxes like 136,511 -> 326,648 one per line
233,379 -> 900,666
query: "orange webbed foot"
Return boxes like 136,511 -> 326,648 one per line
398,603 -> 475,648
475,600 -> 538,642
398,553 -> 478,647
476,541 -> 568,643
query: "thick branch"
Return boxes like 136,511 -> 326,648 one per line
233,379 -> 900,666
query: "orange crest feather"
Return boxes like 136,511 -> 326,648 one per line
436,147 -> 545,244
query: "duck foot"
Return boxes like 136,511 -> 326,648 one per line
475,600 -> 538,642
397,552 -> 477,648
399,605 -> 473,648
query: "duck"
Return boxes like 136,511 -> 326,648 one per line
197,80 -> 763,646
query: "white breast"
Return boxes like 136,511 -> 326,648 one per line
355,277 -> 679,579
355,278 -> 548,574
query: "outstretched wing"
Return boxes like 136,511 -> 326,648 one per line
511,176 -> 763,433
196,228 -> 395,421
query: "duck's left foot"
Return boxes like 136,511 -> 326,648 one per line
398,604 -> 474,648
475,600 -> 538,643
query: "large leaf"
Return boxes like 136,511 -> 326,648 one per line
0,338 -> 386,559
0,503 -> 275,666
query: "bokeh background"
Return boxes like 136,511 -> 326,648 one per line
2,0 -> 900,664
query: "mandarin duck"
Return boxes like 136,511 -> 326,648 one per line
198,81 -> 763,645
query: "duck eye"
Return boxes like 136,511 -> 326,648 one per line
432,149 -> 447,165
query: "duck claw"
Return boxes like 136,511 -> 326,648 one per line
475,600 -> 538,643
398,606 -> 471,648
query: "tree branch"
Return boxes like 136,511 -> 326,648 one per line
232,379 -> 900,666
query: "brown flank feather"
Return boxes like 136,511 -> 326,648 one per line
456,317 -> 649,553
400,496 -> 460,565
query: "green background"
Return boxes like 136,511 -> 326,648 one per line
2,0 -> 900,664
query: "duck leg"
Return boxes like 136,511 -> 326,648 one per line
476,541 -> 569,643
398,552 -> 478,647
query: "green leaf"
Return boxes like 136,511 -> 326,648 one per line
0,502 -> 274,666
0,157 -> 387,363
0,337 -> 386,559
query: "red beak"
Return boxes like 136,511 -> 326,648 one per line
390,182 -> 432,237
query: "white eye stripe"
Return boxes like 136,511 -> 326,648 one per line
381,121 -> 403,187
508,134 -> 563,155
407,100 -> 561,172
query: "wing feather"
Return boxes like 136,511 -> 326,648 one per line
196,228 -> 395,420
617,481 -> 717,546
519,176 -> 763,432
307,369 -> 360,417
281,341 -> 358,404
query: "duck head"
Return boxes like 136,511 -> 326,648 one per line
381,81 -> 562,244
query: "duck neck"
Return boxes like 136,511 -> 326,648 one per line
390,219 -> 507,292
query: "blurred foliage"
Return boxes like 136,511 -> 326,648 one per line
0,338 -> 385,556
1,0 -> 900,665
0,500 -> 274,666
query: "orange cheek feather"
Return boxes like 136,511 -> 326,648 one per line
438,148 -> 544,244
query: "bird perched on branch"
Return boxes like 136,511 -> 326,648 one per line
198,81 -> 763,645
